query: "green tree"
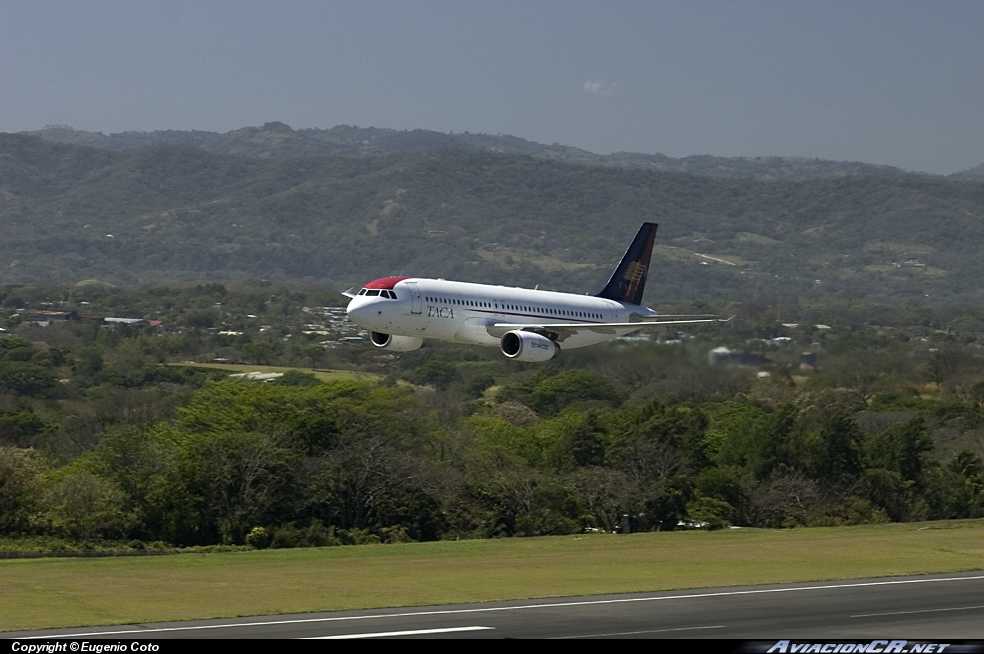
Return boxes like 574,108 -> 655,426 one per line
503,369 -> 623,416
413,360 -> 457,390
0,410 -> 50,446
43,470 -> 130,540
0,447 -> 49,533
549,410 -> 607,470
863,417 -> 932,482
179,429 -> 295,544
0,362 -> 58,396
862,418 -> 933,521
809,412 -> 863,483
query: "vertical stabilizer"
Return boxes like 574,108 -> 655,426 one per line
596,222 -> 658,305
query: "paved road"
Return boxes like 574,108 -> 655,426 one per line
6,571 -> 984,639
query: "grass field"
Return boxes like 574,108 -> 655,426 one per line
171,362 -> 379,383
3,520 -> 984,632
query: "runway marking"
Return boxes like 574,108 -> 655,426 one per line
852,604 -> 984,618
314,626 -> 493,639
554,624 -> 725,639
20,573 -> 984,639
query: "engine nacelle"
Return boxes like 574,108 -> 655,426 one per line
500,330 -> 560,362
369,331 -> 424,352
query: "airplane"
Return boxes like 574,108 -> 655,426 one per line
343,222 -> 729,361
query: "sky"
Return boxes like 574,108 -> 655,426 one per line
2,1 -> 982,175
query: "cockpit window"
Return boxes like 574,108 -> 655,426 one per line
388,291 -> 397,299
358,288 -> 367,295
366,289 -> 380,296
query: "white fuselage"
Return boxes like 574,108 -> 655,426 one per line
346,277 -> 657,350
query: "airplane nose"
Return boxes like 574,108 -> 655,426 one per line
346,300 -> 367,323
346,299 -> 378,326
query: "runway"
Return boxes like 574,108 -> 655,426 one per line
6,571 -> 984,639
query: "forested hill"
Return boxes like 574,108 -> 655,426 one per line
26,123 -> 915,182
2,132 -> 984,303
951,162 -> 984,182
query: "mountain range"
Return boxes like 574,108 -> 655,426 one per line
2,126 -> 983,304
29,123 -> 984,182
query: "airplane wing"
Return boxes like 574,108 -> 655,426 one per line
487,316 -> 732,341
341,287 -> 359,299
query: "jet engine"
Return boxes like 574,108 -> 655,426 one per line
500,330 -> 559,362
369,331 -> 424,351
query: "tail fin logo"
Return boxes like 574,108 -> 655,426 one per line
623,261 -> 647,283
623,260 -> 648,301
596,222 -> 658,306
